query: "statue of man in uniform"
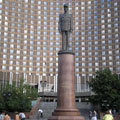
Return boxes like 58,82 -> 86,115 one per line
58,4 -> 73,50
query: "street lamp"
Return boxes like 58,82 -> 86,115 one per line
2,91 -> 11,110
3,92 -> 11,100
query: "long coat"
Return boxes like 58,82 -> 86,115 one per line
58,13 -> 73,32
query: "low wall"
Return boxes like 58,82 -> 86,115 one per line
8,98 -> 41,119
29,97 -> 41,119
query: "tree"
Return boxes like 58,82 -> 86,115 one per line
89,68 -> 120,111
0,92 -> 5,111
0,78 -> 38,112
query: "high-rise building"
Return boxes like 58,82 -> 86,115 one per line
0,0 -> 120,93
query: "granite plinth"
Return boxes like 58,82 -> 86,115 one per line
58,50 -> 74,55
48,51 -> 84,120
48,116 -> 84,120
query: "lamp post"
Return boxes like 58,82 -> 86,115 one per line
2,91 -> 11,111
3,92 -> 11,100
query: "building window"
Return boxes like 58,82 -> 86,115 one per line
2,66 -> 6,70
16,67 -> 20,71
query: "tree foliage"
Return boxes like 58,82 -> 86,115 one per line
0,78 -> 38,112
89,69 -> 120,111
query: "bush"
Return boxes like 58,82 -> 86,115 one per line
0,78 -> 38,112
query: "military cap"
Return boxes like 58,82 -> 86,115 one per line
64,3 -> 68,7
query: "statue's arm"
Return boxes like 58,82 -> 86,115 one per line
58,14 -> 62,33
70,14 -> 73,32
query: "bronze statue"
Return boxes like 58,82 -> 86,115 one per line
58,4 -> 73,50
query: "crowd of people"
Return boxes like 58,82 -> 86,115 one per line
89,110 -> 98,120
0,111 -> 26,120
89,109 -> 119,120
0,112 -> 11,120
102,110 -> 114,120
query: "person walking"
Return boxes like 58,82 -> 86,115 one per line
19,112 -> 26,120
102,110 -> 114,120
0,111 -> 5,120
4,112 -> 10,120
15,112 -> 20,120
91,110 -> 97,120
38,109 -> 43,118
89,111 -> 92,120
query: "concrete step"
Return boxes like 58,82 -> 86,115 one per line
31,102 -> 91,120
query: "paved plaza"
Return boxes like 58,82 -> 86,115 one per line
29,102 -> 91,120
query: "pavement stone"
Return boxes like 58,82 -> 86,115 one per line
28,102 -> 91,120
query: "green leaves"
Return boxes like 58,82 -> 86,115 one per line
0,93 -> 5,110
89,68 -> 120,111
0,78 -> 38,112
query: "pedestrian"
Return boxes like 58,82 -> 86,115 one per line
15,112 -> 20,120
38,109 -> 43,118
102,110 -> 114,120
112,109 -> 116,117
19,112 -> 26,120
0,111 -> 5,120
91,110 -> 97,120
94,110 -> 97,117
89,111 -> 92,120
109,109 -> 112,115
0,112 -> 2,120
4,112 -> 10,120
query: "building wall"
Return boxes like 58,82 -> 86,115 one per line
0,0 -> 120,92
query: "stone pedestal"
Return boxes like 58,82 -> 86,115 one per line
48,50 -> 84,120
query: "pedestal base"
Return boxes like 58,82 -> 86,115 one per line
48,108 -> 84,120
48,116 -> 84,120
52,108 -> 80,116
48,51 -> 85,120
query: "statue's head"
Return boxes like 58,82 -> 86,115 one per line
64,3 -> 68,13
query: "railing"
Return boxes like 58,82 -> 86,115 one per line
38,83 -> 90,93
